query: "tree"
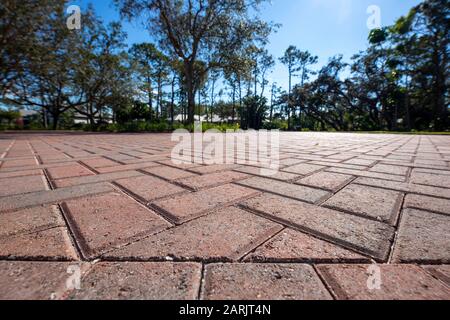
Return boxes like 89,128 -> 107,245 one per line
0,0 -> 61,97
129,43 -> 160,121
240,96 -> 268,130
280,46 -> 318,130
279,46 -> 301,130
8,3 -> 84,129
74,11 -> 129,127
115,0 -> 273,124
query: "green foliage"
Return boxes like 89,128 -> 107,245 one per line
240,96 -> 268,130
0,109 -> 20,125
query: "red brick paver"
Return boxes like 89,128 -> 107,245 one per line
1,132 -> 449,300
316,264 -> 450,300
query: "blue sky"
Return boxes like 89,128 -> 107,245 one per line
77,0 -> 422,92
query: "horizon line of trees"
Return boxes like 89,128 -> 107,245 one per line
0,0 -> 448,132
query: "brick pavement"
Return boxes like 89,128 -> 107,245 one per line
0,132 -> 449,300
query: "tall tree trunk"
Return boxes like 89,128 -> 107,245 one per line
184,62 -> 196,125
232,84 -> 236,123
287,69 -> 292,130
147,75 -> 153,121
170,75 -> 176,125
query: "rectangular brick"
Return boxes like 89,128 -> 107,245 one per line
0,175 -> 48,197
324,184 -> 403,225
344,158 -> 378,166
309,161 -> 368,171
326,167 -> 406,182
95,162 -> 159,173
411,171 -> 450,188
177,171 -> 249,191
46,164 -> 94,180
0,261 -> 82,300
106,207 -> 282,261
244,229 -> 368,263
404,194 -> 450,215
422,265 -> 450,287
115,175 -> 187,202
354,177 -> 450,199
189,164 -> 241,175
0,182 -> 115,213
236,176 -> 330,204
240,193 -> 395,261
296,172 -> 354,192
282,163 -> 325,175
142,165 -> 197,181
81,157 -> 119,169
392,209 -> 450,263
369,164 -> 409,176
0,169 -> 43,179
202,264 -> 332,300
0,157 -> 38,168
53,170 -> 143,188
0,227 -> 77,261
62,192 -> 171,259
69,262 -> 201,300
156,159 -> 201,169
152,184 -> 259,224
317,264 -> 450,300
0,205 -> 64,238
234,165 -> 300,181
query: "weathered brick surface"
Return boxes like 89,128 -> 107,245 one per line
282,163 -> 325,175
237,176 -> 330,204
106,207 -> 282,261
0,157 -> 38,168
0,205 -> 64,238
0,175 -> 48,197
422,265 -> 450,287
0,182 -> 115,213
0,169 -> 43,179
354,177 -> 450,199
62,192 -> 171,259
369,164 -> 409,176
69,262 -> 201,300
177,171 -> 249,190
202,263 -> 332,300
142,165 -> 198,181
0,261 -> 84,300
324,184 -> 403,225
234,165 -> 300,181
54,170 -> 143,188
1,132 -> 450,300
241,193 -> 394,261
404,194 -> 450,215
95,161 -> 159,173
81,157 -> 119,169
0,227 -> 77,260
244,229 -> 369,263
115,175 -> 187,202
327,167 -> 406,182
392,209 -> 450,263
317,264 -> 450,300
297,172 -> 354,191
47,164 -> 94,180
152,184 -> 259,224
189,164 -> 240,174
411,171 -> 450,188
